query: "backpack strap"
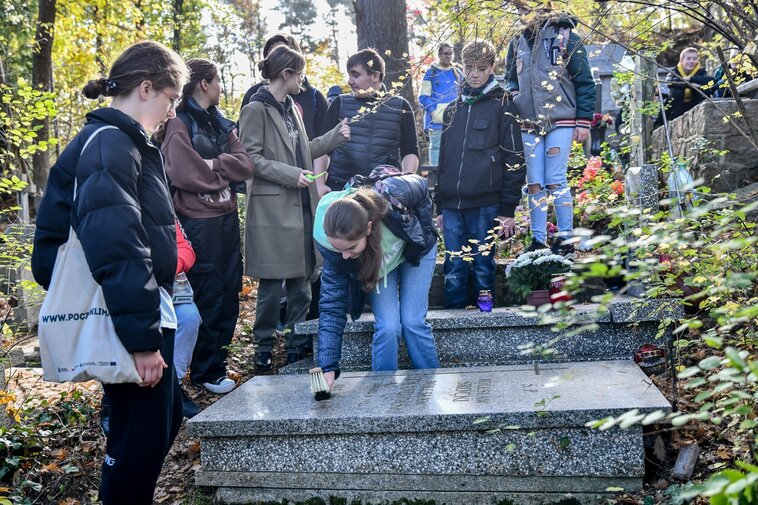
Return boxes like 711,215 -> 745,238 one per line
75,125 -> 119,198
176,111 -> 196,149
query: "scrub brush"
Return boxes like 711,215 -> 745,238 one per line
309,367 -> 331,401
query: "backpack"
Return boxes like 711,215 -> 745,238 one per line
347,165 -> 433,262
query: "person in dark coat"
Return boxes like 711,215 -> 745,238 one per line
505,8 -> 595,257
657,47 -> 715,126
31,41 -> 188,505
437,40 -> 525,309
314,49 -> 419,196
160,58 -> 254,395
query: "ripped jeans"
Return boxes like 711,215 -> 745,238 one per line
521,127 -> 575,245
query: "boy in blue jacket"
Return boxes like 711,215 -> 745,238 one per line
419,43 -> 463,166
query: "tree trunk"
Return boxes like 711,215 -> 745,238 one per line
353,0 -> 414,105
31,0 -> 56,195
173,0 -> 183,52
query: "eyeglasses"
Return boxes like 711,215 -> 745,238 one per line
160,89 -> 182,110
285,69 -> 305,80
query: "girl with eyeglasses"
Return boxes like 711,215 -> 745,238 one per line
32,40 -> 188,505
159,58 -> 254,400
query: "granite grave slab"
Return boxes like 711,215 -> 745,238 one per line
190,360 -> 671,504
283,297 -> 682,373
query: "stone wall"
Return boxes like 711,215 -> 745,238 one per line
652,99 -> 758,192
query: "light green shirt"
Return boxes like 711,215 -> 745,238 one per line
314,188 -> 406,283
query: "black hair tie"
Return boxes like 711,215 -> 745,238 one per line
103,78 -> 118,96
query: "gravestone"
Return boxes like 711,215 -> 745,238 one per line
0,224 -> 42,331
190,360 -> 671,504
285,297 -> 682,374
585,44 -> 626,113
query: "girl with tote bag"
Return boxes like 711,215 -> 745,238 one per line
31,41 -> 189,505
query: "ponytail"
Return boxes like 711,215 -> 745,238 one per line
81,40 -> 187,100
324,189 -> 388,292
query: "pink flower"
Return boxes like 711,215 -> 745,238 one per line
610,180 -> 624,195
586,156 -> 603,170
547,222 -> 558,234
583,167 -> 598,180
577,191 -> 590,203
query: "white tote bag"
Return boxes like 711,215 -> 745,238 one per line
37,126 -> 142,384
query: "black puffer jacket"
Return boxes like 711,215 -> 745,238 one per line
32,107 -> 177,353
327,94 -> 405,189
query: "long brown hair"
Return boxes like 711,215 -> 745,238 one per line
324,189 -> 388,292
263,33 -> 301,57
82,40 -> 187,99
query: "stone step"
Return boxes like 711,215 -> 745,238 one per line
286,296 -> 682,373
189,360 -> 671,504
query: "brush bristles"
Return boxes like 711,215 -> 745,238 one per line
309,367 -> 331,401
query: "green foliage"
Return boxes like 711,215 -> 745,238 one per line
0,3 -> 36,81
278,0 -> 317,49
676,462 -> 758,505
574,194 -> 757,502
0,388 -> 102,504
0,79 -> 58,176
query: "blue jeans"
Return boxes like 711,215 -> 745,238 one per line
368,244 -> 440,371
522,127 -> 575,245
173,301 -> 202,383
442,205 -> 499,309
428,129 -> 442,166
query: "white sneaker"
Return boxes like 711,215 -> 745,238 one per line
202,376 -> 236,394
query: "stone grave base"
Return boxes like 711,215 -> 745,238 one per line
215,486 -> 619,505
190,361 -> 670,505
284,297 -> 683,373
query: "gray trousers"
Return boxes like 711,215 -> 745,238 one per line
253,209 -> 314,353
253,277 -> 312,352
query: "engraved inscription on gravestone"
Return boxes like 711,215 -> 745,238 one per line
355,369 -> 548,416
388,376 -> 437,414
451,377 -> 493,403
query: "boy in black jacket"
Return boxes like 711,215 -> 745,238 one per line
435,40 -> 525,309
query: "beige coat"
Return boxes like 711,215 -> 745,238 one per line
239,96 -> 345,280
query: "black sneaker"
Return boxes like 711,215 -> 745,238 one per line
286,347 -> 312,365
180,387 -> 201,419
551,238 -> 576,259
525,239 -> 549,253
286,351 -> 301,365
255,351 -> 272,371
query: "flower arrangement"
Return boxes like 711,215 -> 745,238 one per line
590,112 -> 614,129
572,156 -> 624,235
505,249 -> 573,301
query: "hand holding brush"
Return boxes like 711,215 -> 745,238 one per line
309,367 -> 332,401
